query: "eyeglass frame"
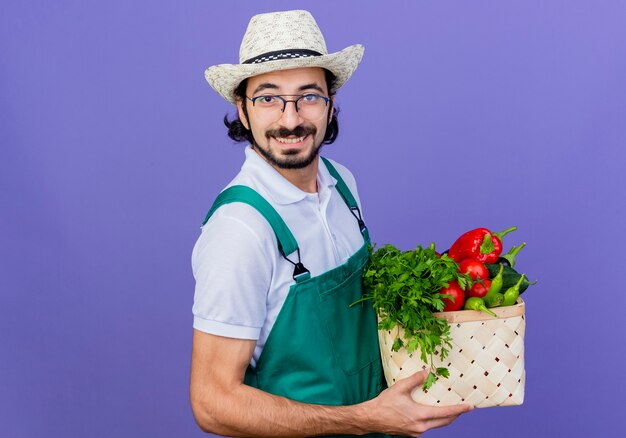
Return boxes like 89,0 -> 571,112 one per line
245,93 -> 331,116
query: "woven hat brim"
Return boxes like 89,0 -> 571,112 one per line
205,44 -> 364,105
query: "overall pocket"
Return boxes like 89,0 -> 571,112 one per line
318,266 -> 380,375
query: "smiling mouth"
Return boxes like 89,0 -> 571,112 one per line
273,136 -> 306,144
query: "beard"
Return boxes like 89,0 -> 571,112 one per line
253,124 -> 323,170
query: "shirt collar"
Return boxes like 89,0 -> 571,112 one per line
241,145 -> 337,205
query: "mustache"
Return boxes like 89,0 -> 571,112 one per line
265,124 -> 317,140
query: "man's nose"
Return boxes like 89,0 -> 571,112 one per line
278,100 -> 304,128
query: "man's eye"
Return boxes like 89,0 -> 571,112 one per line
257,96 -> 277,104
301,94 -> 320,103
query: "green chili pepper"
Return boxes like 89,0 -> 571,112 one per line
464,297 -> 497,317
484,291 -> 504,308
485,264 -> 536,294
503,274 -> 526,306
499,242 -> 526,268
483,264 -> 505,308
488,263 -> 504,294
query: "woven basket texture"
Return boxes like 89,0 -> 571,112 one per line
378,300 -> 525,408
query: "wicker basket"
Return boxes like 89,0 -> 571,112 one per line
378,299 -> 525,408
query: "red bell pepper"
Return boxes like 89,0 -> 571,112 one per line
448,226 -> 517,264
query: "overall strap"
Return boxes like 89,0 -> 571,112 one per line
320,157 -> 370,242
202,185 -> 310,281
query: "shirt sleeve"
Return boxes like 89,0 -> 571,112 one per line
191,204 -> 274,340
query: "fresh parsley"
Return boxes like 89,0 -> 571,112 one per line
359,243 -> 470,390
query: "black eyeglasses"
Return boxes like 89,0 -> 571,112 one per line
246,93 -> 330,120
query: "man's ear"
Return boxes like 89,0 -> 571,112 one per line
237,99 -> 250,130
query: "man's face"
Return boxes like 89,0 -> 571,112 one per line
237,67 -> 333,170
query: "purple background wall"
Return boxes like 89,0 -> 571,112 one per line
1,1 -> 625,437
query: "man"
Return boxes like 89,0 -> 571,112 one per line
190,10 -> 472,437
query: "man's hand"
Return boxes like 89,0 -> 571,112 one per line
361,369 -> 473,436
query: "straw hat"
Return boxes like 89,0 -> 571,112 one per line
205,10 -> 365,105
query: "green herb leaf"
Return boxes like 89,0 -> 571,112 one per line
424,371 -> 438,390
436,367 -> 450,378
392,337 -> 404,352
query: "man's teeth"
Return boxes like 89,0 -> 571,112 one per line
275,136 -> 305,144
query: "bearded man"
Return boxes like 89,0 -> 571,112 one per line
190,10 -> 472,437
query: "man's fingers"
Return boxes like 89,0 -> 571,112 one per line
420,407 -> 472,431
394,371 -> 475,417
414,405 -> 472,433
420,415 -> 461,431
424,402 -> 473,419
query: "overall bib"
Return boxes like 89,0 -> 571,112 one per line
203,158 -> 387,438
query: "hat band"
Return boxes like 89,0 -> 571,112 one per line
243,49 -> 323,65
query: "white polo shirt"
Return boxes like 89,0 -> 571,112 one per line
192,145 -> 365,366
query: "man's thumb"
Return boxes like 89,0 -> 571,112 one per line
395,369 -> 429,392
